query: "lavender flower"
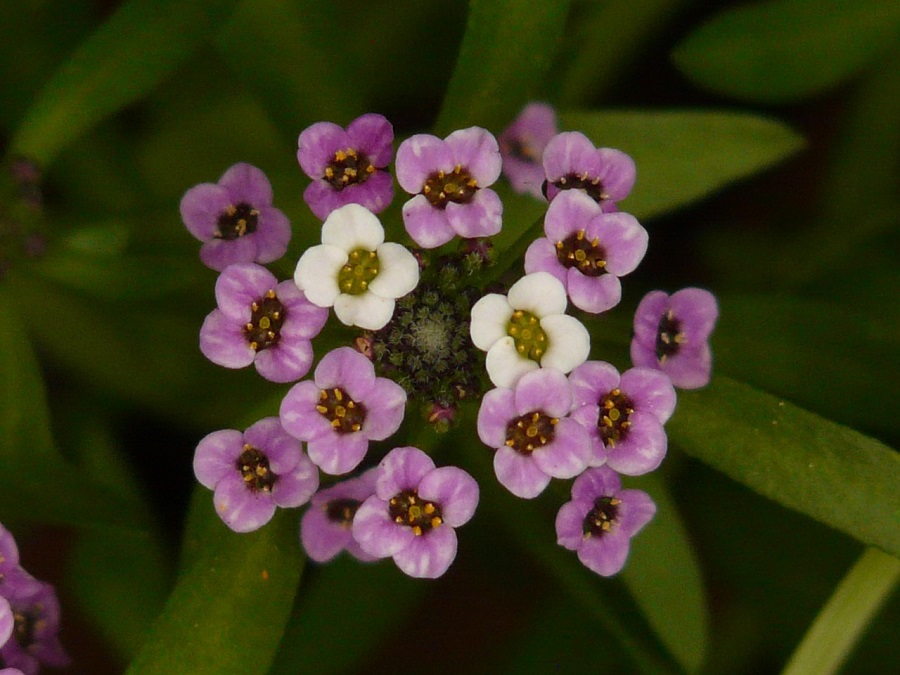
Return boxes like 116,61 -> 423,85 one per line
352,447 -> 479,579
0,596 -> 12,651
280,347 -> 407,475
470,272 -> 590,388
0,524 -> 22,597
193,417 -> 319,533
0,578 -> 70,674
477,368 -> 591,499
179,163 -> 291,271
396,127 -> 503,248
300,468 -> 380,563
298,113 -> 395,220
499,102 -> 559,198
555,466 -> 656,576
569,361 -> 676,475
524,190 -> 648,314
294,204 -> 419,330
200,263 -> 328,383
630,288 -> 719,389
542,131 -> 636,210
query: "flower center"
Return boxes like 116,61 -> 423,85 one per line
236,444 -> 276,493
316,387 -> 367,433
502,137 -> 538,162
388,490 -> 443,536
338,249 -> 380,296
324,148 -> 375,191
598,388 -> 634,447
216,202 -> 259,240
582,496 -> 621,538
552,172 -> 609,203
244,290 -> 285,351
325,498 -> 362,528
423,164 -> 478,208
655,310 -> 684,363
505,411 -> 558,454
556,230 -> 607,277
12,608 -> 40,650
507,310 -> 548,361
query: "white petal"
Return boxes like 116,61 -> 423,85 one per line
369,242 -> 420,299
507,272 -> 568,317
486,336 -> 539,388
321,203 -> 385,251
334,292 -> 395,330
541,314 -> 590,374
294,244 -> 346,307
470,294 -> 513,351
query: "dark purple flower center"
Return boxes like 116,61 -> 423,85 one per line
324,147 -> 375,191
655,309 -> 684,362
316,387 -> 367,433
389,490 -> 443,536
325,498 -> 362,527
582,496 -> 621,538
550,172 -> 609,203
423,164 -> 478,208
555,229 -> 607,277
505,411 -> 558,454
502,137 -> 539,163
598,388 -> 634,447
12,608 -> 39,649
244,290 -> 285,351
236,444 -> 276,492
216,202 -> 259,240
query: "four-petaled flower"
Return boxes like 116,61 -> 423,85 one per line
200,263 -> 328,383
555,465 -> 656,576
499,102 -> 559,199
295,204 -> 419,330
280,347 -> 407,475
630,288 -> 719,389
352,447 -> 479,579
542,131 -> 636,210
180,163 -> 291,271
524,190 -> 648,314
193,417 -> 319,533
396,127 -> 503,248
298,113 -> 395,220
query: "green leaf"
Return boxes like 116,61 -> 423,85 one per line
435,0 -> 571,134
10,0 -> 239,166
127,488 -> 304,675
560,109 -> 804,219
668,376 -> 900,557
670,0 -> 900,103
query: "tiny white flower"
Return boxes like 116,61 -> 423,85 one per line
295,204 -> 419,330
470,272 -> 590,388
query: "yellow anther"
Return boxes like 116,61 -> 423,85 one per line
351,423 -> 361,432
505,439 -> 515,447
331,419 -> 341,428
424,503 -> 435,515
251,302 -> 259,311
334,389 -> 343,401
610,498 -> 622,506
266,289 -> 276,299
267,331 -> 276,339
315,405 -> 328,414
366,165 -> 375,173
320,390 -> 328,400
272,311 -> 280,320
347,400 -> 355,409
249,341 -> 258,351
591,237 -> 599,247
550,418 -> 559,425
576,229 -> 585,240
245,322 -> 254,331
324,167 -> 334,178
395,516 -> 404,524
335,150 -> 347,161
517,344 -> 527,354
412,526 -> 423,536
431,516 -> 442,528
556,241 -> 564,250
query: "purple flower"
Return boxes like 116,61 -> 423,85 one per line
569,361 -> 676,475
0,578 -> 70,675
499,102 -> 559,198
524,190 -> 648,314
179,163 -> 291,271
0,524 -> 21,594
477,368 -> 592,499
298,114 -> 395,220
556,465 -> 656,576
630,288 -> 719,389
352,447 -> 479,579
193,417 -> 319,533
0,596 -> 12,650
396,127 -> 503,248
542,131 -> 636,210
300,468 -> 380,563
200,263 -> 328,383
280,347 -> 407,475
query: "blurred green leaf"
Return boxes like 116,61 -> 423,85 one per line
10,0 -> 239,166
435,0 -> 571,134
668,376 -> 900,557
560,110 -> 804,219
670,0 -> 900,103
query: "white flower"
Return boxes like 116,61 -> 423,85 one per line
295,204 -> 419,330
470,272 -> 590,388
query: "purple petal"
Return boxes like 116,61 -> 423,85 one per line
193,429 -> 243,489
347,113 -> 394,167
254,337 -> 314,383
615,489 -> 657,538
215,263 -> 278,321
300,506 -> 353,563
277,282 -> 329,340
402,195 -> 455,248
243,417 -> 300,473
395,135 -> 454,193
445,187 -> 503,239
514,368 -> 572,418
632,290 -> 670,346
219,163 -> 274,206
279,380 -> 335,442
594,148 -> 636,202
570,403 -> 608,467
606,411 -> 667,476
199,310 -> 255,369
542,132 -> 598,181
661,344 -> 713,389
566,270 -> 621,314
569,360 -> 621,407
503,157 -> 546,198
571,465 -> 621,502
376,446 -> 436,499
531,418 -> 591,479
418,467 -> 479,527
314,347 -> 376,400
213,475 -> 276,533
630,337 -> 660,371
555,499 -> 590,550
592,212 -> 647,276
619,367 -> 677,423
543,189 -> 601,242
577,529 -> 631,576
253,206 -> 291,263
523,238 -> 567,285
445,127 -> 501,186
307,431 -> 369,476
392,525 -> 458,579
670,287 -> 719,343
298,122 -> 350,178
272,452 -> 319,507
360,377 -> 407,441
352,496 -> 414,557
199,235 -> 258,272
342,170 -> 394,214
0,597 -> 12,648
180,183 -> 231,240
476,387 -> 516,448
493,446 -> 551,499
304,179 -> 350,221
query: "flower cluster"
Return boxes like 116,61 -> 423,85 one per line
0,524 -> 69,675
180,104 -> 718,580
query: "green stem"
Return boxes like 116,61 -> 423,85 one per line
782,547 -> 900,675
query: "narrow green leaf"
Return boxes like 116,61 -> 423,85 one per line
560,110 -> 804,219
670,0 -> 900,103
10,0 -> 239,166
668,376 -> 900,557
435,0 -> 571,134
